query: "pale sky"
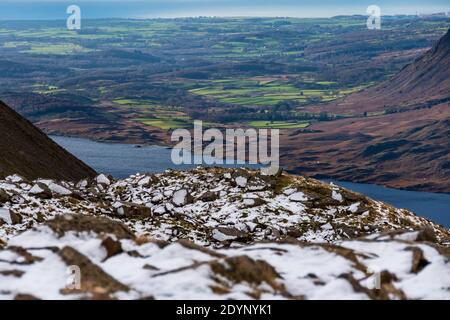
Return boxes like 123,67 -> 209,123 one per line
0,0 -> 449,19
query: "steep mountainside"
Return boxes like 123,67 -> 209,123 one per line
0,100 -> 96,181
0,167 -> 449,299
282,28 -> 450,193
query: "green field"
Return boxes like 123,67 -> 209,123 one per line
189,78 -> 366,107
32,84 -> 66,94
21,43 -> 94,55
114,99 -> 193,129
113,99 -> 186,116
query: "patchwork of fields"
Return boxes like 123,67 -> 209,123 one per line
0,16 -> 449,134
189,78 -> 368,106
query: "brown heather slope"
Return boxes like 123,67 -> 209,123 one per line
281,29 -> 450,193
0,100 -> 96,181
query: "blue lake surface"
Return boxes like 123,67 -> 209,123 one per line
51,135 -> 259,177
52,135 -> 450,227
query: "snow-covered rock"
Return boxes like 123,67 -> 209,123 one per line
332,190 -> 344,202
172,189 -> 192,207
96,174 -> 111,186
0,208 -> 12,224
289,192 -> 308,202
0,167 -> 448,246
0,214 -> 448,300
29,183 -> 52,199
48,182 -> 72,196
235,176 -> 247,188
0,167 -> 449,300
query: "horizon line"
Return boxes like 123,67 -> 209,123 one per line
1,12 -> 449,22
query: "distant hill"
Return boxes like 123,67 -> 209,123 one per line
282,28 -> 450,193
381,26 -> 450,106
0,100 -> 96,181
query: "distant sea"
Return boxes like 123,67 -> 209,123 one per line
0,0 -> 449,20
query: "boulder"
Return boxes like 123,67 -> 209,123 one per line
198,191 -> 219,202
137,175 -> 158,187
45,214 -> 135,239
209,255 -> 284,293
151,193 -> 163,204
289,192 -> 308,202
0,189 -> 10,204
0,208 -> 11,224
29,183 -> 52,199
153,205 -> 166,215
96,174 -> 112,186
114,202 -> 152,219
75,179 -> 89,189
212,227 -> 249,242
0,208 -> 21,225
235,176 -> 248,188
101,237 -> 123,260
48,182 -> 72,196
10,211 -> 23,225
58,246 -> 129,297
172,189 -> 193,207
242,197 -> 266,208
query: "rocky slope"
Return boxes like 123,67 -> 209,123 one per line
0,100 -> 96,181
0,167 -> 449,299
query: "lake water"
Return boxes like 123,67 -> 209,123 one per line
51,135 -> 450,227
51,135 -> 260,177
